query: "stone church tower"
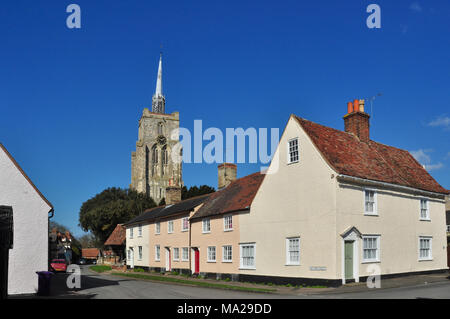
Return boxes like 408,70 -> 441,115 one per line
130,54 -> 183,203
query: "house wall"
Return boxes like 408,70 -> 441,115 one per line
148,213 -> 191,271
336,183 -> 448,280
190,213 -> 241,275
126,222 -> 150,268
239,116 -> 339,280
0,149 -> 51,295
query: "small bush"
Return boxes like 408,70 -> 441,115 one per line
133,267 -> 145,272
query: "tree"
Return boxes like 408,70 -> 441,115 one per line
181,185 -> 215,200
49,221 -> 71,233
78,187 -> 156,245
78,233 -> 99,248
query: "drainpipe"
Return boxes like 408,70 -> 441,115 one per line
188,211 -> 192,276
47,208 -> 54,269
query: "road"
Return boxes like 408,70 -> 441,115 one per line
52,265 -> 450,299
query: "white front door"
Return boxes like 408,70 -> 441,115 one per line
129,248 -> 134,269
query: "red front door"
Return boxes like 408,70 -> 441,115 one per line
194,249 -> 200,273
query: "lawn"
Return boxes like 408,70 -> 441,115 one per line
90,265 -> 112,273
112,272 -> 276,294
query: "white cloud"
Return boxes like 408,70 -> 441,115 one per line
409,2 -> 422,12
410,149 -> 444,171
428,115 -> 450,130
424,163 -> 444,171
410,149 -> 431,164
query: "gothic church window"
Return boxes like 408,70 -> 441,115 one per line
152,145 -> 158,164
157,122 -> 164,135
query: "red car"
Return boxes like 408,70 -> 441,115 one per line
50,259 -> 67,272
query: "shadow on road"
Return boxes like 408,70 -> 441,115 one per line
48,271 -> 122,298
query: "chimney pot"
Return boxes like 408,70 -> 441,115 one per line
347,102 -> 353,114
359,99 -> 365,112
353,99 -> 359,112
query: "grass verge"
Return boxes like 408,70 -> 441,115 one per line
112,272 -> 276,294
90,265 -> 112,273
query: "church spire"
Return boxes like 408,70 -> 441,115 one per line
152,53 -> 165,113
155,53 -> 163,96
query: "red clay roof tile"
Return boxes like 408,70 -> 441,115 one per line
82,248 -> 100,258
295,116 -> 448,194
191,172 -> 265,219
104,224 -> 126,246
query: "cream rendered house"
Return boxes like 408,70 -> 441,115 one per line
240,100 -> 449,285
124,194 -> 210,272
190,169 -> 264,279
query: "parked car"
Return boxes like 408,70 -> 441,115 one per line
50,259 -> 67,272
79,258 -> 87,265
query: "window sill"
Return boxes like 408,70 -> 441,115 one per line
239,267 -> 256,270
285,263 -> 300,266
181,229 -> 188,232
287,161 -> 299,166
207,261 -> 216,263
222,260 -> 233,263
418,258 -> 433,262
361,260 -> 380,264
202,231 -> 211,234
364,213 -> 378,217
419,218 -> 431,222
224,229 -> 233,232
181,259 -> 189,262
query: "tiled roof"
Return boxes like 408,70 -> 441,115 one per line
191,172 -> 265,220
295,116 -> 448,195
82,248 -> 99,258
104,224 -> 126,246
124,194 -> 211,226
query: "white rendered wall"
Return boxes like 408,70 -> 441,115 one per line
0,148 -> 51,295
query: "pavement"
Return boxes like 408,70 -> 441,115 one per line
11,265 -> 450,299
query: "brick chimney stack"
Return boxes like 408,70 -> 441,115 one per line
343,99 -> 370,142
165,186 -> 181,205
218,163 -> 237,189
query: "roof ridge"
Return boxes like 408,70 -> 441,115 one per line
0,143 -> 53,209
292,114 -> 447,194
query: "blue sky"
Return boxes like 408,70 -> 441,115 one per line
1,1 -> 449,237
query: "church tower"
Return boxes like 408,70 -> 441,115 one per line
130,54 -> 183,203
